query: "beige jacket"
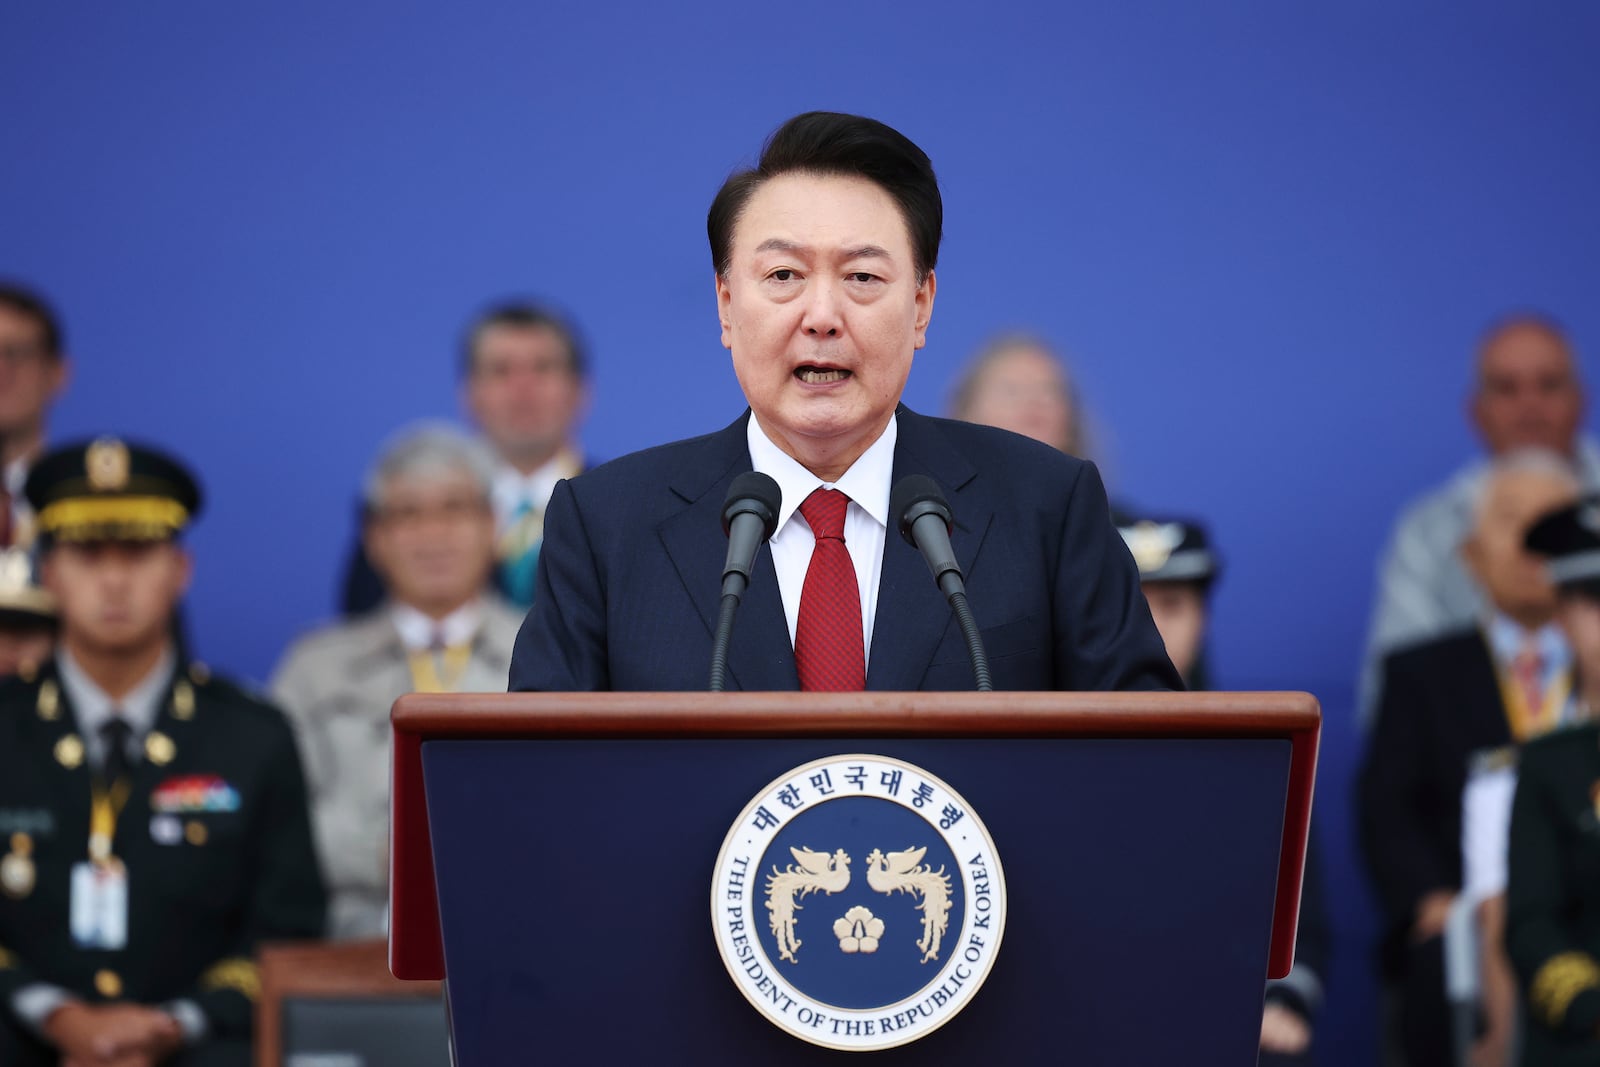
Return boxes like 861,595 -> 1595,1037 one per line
270,597 -> 524,939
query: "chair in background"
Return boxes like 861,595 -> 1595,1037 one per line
257,940 -> 449,1067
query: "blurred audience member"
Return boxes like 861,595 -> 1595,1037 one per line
0,547 -> 54,678
0,438 -> 325,1067
1362,315 -> 1595,725
1119,512 -> 1328,1064
275,424 -> 522,939
0,284 -> 71,547
1360,450 -> 1580,1067
949,333 -> 1087,456
341,302 -> 590,614
1506,495 -> 1600,1065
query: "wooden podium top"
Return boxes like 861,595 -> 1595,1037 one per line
388,690 -> 1319,981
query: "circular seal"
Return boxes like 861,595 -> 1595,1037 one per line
711,754 -> 1005,1052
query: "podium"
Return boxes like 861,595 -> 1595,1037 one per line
389,691 -> 1318,1064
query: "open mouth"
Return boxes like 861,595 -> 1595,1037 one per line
795,365 -> 851,384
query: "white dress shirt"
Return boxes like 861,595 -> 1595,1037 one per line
490,449 -> 581,530
747,415 -> 896,669
388,599 -> 484,652
57,644 -> 177,771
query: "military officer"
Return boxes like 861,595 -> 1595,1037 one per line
0,439 -> 325,1067
1117,512 -> 1328,1065
1508,496 -> 1600,1065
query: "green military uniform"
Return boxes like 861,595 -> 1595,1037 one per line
0,438 -> 326,1065
1506,722 -> 1600,1065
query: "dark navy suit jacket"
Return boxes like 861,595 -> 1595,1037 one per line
508,407 -> 1181,693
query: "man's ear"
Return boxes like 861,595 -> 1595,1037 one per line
912,270 -> 936,351
172,544 -> 195,599
361,516 -> 388,582
716,273 -> 734,351
1459,532 -> 1484,584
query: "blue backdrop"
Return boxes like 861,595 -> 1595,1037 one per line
5,3 -> 1599,1061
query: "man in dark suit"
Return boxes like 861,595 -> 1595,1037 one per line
0,439 -> 325,1067
510,111 -> 1178,694
1359,450 -> 1581,1067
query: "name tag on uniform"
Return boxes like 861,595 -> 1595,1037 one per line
70,862 -> 128,951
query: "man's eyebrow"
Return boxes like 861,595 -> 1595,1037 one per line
750,240 -> 894,261
755,238 -> 808,256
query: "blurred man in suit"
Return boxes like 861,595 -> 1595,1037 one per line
341,302 -> 590,613
0,284 -> 71,548
276,424 -> 522,939
1361,315 -> 1595,725
510,111 -> 1177,693
1360,449 -> 1581,1067
0,439 -> 325,1067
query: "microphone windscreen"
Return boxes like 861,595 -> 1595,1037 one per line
722,471 -> 782,539
891,474 -> 951,544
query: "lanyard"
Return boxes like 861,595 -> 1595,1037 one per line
1499,668 -> 1575,743
88,777 -> 132,865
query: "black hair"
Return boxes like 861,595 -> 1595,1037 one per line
0,282 -> 64,359
460,302 -> 588,381
707,112 -> 942,283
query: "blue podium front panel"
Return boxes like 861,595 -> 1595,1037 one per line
422,737 -> 1289,1065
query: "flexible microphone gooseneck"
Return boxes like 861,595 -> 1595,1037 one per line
890,475 -> 992,692
709,471 -> 782,692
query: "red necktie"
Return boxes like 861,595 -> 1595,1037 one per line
795,488 -> 865,691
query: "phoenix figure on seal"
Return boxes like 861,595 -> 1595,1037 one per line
866,847 -> 953,964
766,846 -> 851,963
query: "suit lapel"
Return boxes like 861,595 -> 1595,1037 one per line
657,413 -> 797,691
867,408 -> 991,691
1465,631 -> 1517,746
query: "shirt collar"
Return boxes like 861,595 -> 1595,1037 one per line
389,599 -> 484,653
491,447 -> 582,517
3,456 -> 29,498
746,414 -> 896,535
1484,613 -> 1571,673
57,643 -> 178,741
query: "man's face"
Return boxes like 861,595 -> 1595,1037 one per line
42,541 -> 189,656
717,172 -> 935,475
1142,581 -> 1207,682
1463,470 -> 1578,621
0,625 -> 53,678
365,469 -> 497,616
0,306 -> 66,440
464,325 -> 586,467
1472,325 -> 1584,456
961,348 -> 1076,454
1556,593 -> 1600,694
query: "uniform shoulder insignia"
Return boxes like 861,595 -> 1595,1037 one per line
187,662 -> 211,686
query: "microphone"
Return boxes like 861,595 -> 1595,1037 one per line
709,472 -> 782,692
891,475 -> 992,691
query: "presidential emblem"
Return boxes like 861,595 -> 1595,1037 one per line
711,754 -> 1006,1052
